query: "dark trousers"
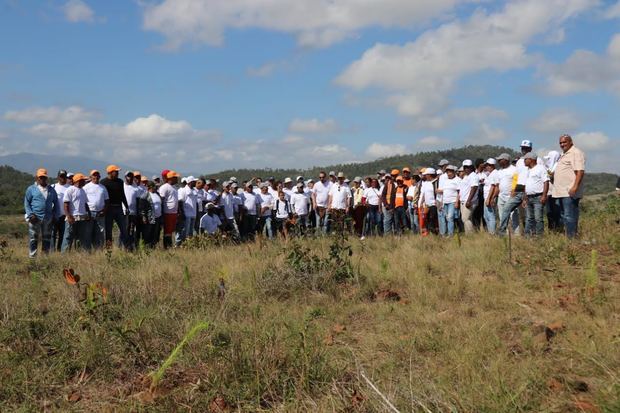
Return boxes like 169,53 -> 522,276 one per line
142,217 -> 162,248
352,205 -> 366,236
427,205 -> 439,234
52,215 -> 65,251
394,207 -> 407,235
105,205 -> 128,248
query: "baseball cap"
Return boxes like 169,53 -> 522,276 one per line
307,178 -> 315,183
486,158 -> 497,165
329,171 -> 336,177
523,152 -> 537,160
354,176 -> 362,182
206,202 -> 216,209
161,169 -> 170,178
231,182 -> 238,188
296,175 -> 304,181
344,178 -> 350,184
140,175 -> 148,182
378,169 -> 387,175
106,165 -> 121,174
403,167 -> 411,173
284,177 -> 293,183
67,172 -> 75,178
437,169 -> 443,175
73,173 -> 87,182
124,171 -> 134,177
89,169 -> 100,176
457,166 -> 464,172
151,175 -> 159,181
57,169 -> 67,177
424,168 -> 437,175
462,159 -> 473,167
497,153 -> 511,161
260,182 -> 269,188
166,170 -> 180,178
445,165 -> 457,171
395,175 -> 404,181
391,169 -> 400,176
36,168 -> 48,177
186,175 -> 198,183
520,139 -> 533,148
133,171 -> 141,176
181,177 -> 187,184
337,172 -> 345,178
438,159 -> 449,166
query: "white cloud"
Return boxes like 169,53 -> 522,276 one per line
542,33 -> 620,95
572,131 -> 611,151
604,1 -> 620,19
467,123 -> 507,143
365,142 -> 407,158
247,62 -> 278,78
142,0 -> 467,50
4,106 -> 99,123
336,0 -> 596,120
529,108 -> 581,133
416,136 -> 450,147
288,118 -> 338,134
63,0 -> 95,23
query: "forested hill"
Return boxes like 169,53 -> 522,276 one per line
0,166 -> 34,215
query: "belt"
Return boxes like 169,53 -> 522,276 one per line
527,193 -> 543,197
73,215 -> 89,221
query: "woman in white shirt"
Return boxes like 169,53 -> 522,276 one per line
139,181 -> 163,247
438,166 -> 460,236
362,178 -> 382,237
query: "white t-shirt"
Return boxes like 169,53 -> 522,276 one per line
483,169 -> 499,202
83,182 -> 109,212
274,198 -> 291,219
64,185 -> 88,216
328,183 -> 352,210
497,165 -> 517,201
313,181 -> 332,207
178,186 -> 197,217
459,172 -> 479,205
218,192 -> 235,220
196,189 -> 205,212
200,213 -> 222,234
53,182 -> 70,217
123,183 -> 139,215
525,164 -> 550,195
150,192 -> 163,218
420,180 -> 437,207
442,177 -> 461,204
258,192 -> 274,217
158,183 -> 178,214
205,189 -> 219,203
515,158 -> 529,186
363,187 -> 381,206
241,191 -> 260,215
290,191 -> 310,215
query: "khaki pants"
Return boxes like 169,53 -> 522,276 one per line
461,206 -> 475,233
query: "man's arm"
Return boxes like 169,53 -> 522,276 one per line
466,186 -> 478,209
24,188 -> 34,222
569,170 -> 585,197
542,181 -> 549,204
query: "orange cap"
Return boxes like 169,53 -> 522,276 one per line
140,175 -> 148,182
391,169 -> 400,175
396,175 -> 404,181
133,171 -> 141,176
36,168 -> 48,177
403,167 -> 411,172
166,170 -> 180,179
106,164 -> 121,173
73,173 -> 87,182
90,169 -> 100,176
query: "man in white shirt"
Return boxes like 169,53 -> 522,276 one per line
176,176 -> 198,245
62,173 -> 91,252
218,181 -> 240,239
327,172 -> 352,234
436,160 -> 450,235
291,182 -> 310,232
497,153 -> 524,236
482,159 -> 499,234
199,203 -> 222,235
459,160 -> 479,233
240,183 -> 260,239
419,168 -> 439,235
258,183 -> 274,239
158,170 -> 180,249
312,171 -> 332,233
83,170 -> 109,249
552,134 -> 586,238
524,152 -> 550,236
362,178 -> 382,237
122,171 -> 140,249
52,169 -> 70,251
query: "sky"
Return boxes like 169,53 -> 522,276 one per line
0,0 -> 619,174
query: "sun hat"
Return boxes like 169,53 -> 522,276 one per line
395,175 -> 404,181
36,168 -> 48,177
377,169 -> 387,175
140,175 -> 148,182
230,176 -> 238,183
231,182 -> 238,188
457,166 -> 464,172
337,172 -> 345,178
296,175 -> 304,181
284,177 -> 293,184
354,176 -> 362,182
186,175 -> 198,183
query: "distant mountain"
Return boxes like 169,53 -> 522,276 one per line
0,152 -> 156,179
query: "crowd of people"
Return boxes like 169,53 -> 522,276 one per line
23,135 -> 586,258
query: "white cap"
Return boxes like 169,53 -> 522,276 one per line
186,175 -> 198,183
284,177 -> 293,184
181,177 -> 188,184
438,159 -> 449,166
296,175 -> 304,181
424,167 -> 437,175
230,176 -> 238,182
462,159 -> 473,167
206,202 -> 216,209
520,139 -> 532,148
486,158 -> 497,165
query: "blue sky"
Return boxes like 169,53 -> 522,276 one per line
0,0 -> 619,173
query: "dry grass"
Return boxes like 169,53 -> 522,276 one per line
0,196 -> 619,412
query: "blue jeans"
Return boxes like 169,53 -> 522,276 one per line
383,208 -> 394,235
176,216 -> 196,245
525,194 -> 545,236
105,205 -> 128,248
557,197 -> 580,238
90,214 -> 106,249
438,207 -> 447,236
483,205 -> 497,235
260,215 -> 273,239
499,193 -> 524,235
442,203 -> 457,236
62,219 -> 92,252
28,217 -> 53,258
364,205 -> 381,236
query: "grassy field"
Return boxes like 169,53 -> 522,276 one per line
1,196 -> 619,412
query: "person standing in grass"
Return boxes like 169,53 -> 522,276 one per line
258,183 -> 274,239
100,165 -> 130,249
83,170 -> 109,249
123,171 -> 140,249
327,172 -> 352,235
552,134 -> 585,238
24,168 -> 60,258
291,182 -> 310,234
381,174 -> 397,235
459,160 -> 479,233
524,152 -> 549,236
273,190 -> 293,238
437,165 -> 460,236
312,171 -> 332,234
419,169 -> 439,235
482,158 -> 499,234
176,176 -> 198,246
62,173 -> 91,252
240,182 -> 260,240
51,169 -> 70,251
158,170 -> 180,249
350,177 -> 366,238
138,181 -> 163,247
362,178 -> 381,238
